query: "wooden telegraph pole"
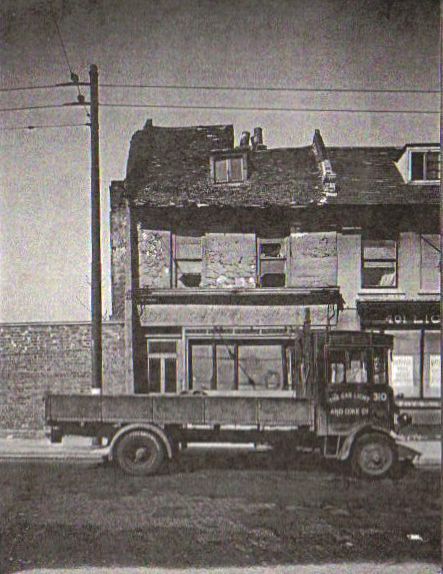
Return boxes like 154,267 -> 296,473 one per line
89,64 -> 103,394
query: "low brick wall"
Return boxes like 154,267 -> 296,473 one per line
0,321 -> 125,432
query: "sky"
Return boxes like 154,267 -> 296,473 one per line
0,0 -> 440,323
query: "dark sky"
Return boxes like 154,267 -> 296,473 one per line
0,0 -> 440,321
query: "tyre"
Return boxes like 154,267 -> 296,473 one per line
114,430 -> 165,476
350,433 -> 397,479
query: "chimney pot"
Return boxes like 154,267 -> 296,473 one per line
239,131 -> 250,147
253,127 -> 263,145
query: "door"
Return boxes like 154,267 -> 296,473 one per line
147,339 -> 178,393
324,346 -> 393,431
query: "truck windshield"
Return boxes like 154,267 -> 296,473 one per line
329,349 -> 368,384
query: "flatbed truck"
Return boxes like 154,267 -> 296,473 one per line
45,329 -> 418,479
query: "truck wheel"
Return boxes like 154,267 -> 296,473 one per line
114,430 -> 165,476
351,433 -> 397,479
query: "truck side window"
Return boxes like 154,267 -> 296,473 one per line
329,350 -> 346,384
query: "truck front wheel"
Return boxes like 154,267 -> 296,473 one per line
350,433 -> 397,479
114,430 -> 165,476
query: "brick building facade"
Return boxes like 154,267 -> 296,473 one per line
110,120 -> 440,429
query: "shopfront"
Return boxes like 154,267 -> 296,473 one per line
357,301 -> 441,430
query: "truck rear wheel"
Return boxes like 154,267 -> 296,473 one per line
114,430 -> 165,476
351,433 -> 397,479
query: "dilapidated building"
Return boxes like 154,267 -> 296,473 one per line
110,121 -> 440,429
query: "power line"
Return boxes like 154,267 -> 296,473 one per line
0,83 -> 70,93
0,102 -> 438,115
100,102 -> 439,114
101,82 -> 440,95
0,82 -> 439,95
0,104 -> 71,112
51,10 -> 89,119
0,122 -> 90,131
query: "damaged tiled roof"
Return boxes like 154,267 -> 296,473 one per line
326,147 -> 439,205
126,122 -> 324,207
124,122 -> 439,208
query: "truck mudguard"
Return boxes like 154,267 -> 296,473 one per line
337,424 -> 395,462
109,423 -> 173,460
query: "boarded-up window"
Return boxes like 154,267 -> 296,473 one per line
174,236 -> 202,288
420,235 -> 440,292
289,232 -> 337,288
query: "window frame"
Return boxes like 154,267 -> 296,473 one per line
173,235 -> 202,288
361,238 -> 398,290
211,153 -> 247,184
408,148 -> 440,183
257,238 -> 287,288
188,339 -> 292,392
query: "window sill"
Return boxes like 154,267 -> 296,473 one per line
417,291 -> 440,297
358,290 -> 405,296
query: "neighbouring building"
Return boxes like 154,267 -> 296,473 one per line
110,120 -> 440,431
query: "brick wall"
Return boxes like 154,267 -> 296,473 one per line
0,321 -> 125,432
110,181 -> 127,319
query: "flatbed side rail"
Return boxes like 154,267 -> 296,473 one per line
46,393 -> 314,428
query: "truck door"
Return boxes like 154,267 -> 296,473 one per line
324,346 -> 393,432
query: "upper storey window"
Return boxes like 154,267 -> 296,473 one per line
211,152 -> 247,184
409,149 -> 440,182
362,239 -> 397,289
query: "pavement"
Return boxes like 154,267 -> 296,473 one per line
14,563 -> 443,574
0,435 -> 440,466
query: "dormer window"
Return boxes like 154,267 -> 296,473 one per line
409,149 -> 440,182
211,153 -> 247,183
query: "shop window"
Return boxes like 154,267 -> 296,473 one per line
191,345 -> 214,391
361,239 -> 397,288
216,345 -> 236,390
213,156 -> 245,183
258,239 -> 286,287
174,236 -> 202,288
147,339 -> 178,393
189,341 -> 288,391
420,235 -> 440,292
238,345 -> 284,390
423,331 -> 441,398
410,150 -> 440,182
385,331 -> 421,398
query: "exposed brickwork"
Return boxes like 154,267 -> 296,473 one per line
202,234 -> 257,288
110,181 -> 127,319
0,322 -> 125,431
289,232 -> 337,287
137,226 -> 171,288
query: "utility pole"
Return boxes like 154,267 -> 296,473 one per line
89,64 -> 102,394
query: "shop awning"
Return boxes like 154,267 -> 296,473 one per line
133,287 -> 343,308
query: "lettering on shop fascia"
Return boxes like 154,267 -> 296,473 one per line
385,313 -> 440,326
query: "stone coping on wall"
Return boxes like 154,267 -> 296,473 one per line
0,320 -> 124,327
